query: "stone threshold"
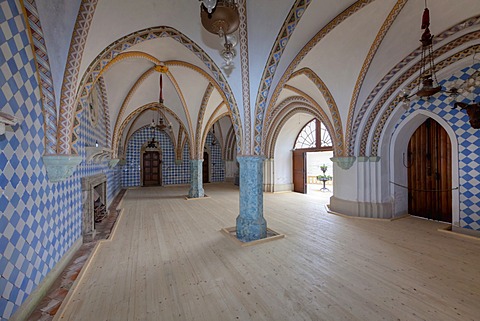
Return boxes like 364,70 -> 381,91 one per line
221,227 -> 285,247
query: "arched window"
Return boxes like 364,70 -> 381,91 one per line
294,119 -> 332,150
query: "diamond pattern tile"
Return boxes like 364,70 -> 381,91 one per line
400,63 -> 480,230
0,2 -> 121,320
121,128 -> 225,187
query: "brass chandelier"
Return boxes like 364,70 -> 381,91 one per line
199,0 -> 240,67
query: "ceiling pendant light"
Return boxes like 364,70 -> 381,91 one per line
199,0 -> 240,67
398,2 -> 480,128
201,0 -> 217,13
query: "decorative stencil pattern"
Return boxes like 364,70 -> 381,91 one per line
257,0 -> 374,155
22,0 -> 57,155
0,3 -> 121,319
396,64 -> 480,230
252,0 -> 312,155
345,0 -> 407,156
56,0 -> 98,155
122,127 -> 191,187
74,26 -> 242,156
351,17 -> 480,156
0,2 -> 81,319
238,0 -> 252,154
369,44 -> 480,156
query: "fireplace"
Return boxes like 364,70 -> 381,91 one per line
82,174 -> 108,236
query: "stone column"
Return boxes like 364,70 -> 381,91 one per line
188,159 -> 204,198
236,156 -> 267,242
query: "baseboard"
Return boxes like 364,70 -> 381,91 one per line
329,196 -> 394,219
10,237 -> 83,321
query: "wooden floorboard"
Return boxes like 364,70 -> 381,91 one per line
54,183 -> 480,321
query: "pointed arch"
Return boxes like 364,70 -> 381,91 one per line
267,68 -> 344,154
21,0 -> 58,154
56,0 -> 98,154
264,97 -> 338,158
345,0 -> 407,156
366,41 -> 480,157
117,102 -> 192,159
61,25 -> 242,155
195,84 -> 215,159
254,0 -> 375,155
390,109 -> 460,224
350,16 -> 480,156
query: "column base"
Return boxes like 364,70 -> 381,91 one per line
236,216 -> 267,242
188,187 -> 205,198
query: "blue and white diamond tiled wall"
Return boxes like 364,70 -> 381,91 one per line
0,1 -> 122,320
74,82 -> 122,207
122,127 -> 225,187
0,1 -> 80,319
400,63 -> 480,231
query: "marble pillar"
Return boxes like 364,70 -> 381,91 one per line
188,159 -> 204,198
236,156 -> 267,242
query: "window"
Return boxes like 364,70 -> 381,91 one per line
294,119 -> 332,150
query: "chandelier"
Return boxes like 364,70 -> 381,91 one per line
150,64 -> 171,134
399,2 -> 480,128
199,0 -> 240,67
211,123 -> 217,146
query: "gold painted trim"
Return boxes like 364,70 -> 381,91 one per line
345,0 -> 407,156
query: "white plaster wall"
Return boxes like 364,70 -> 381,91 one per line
273,113 -> 313,188
332,162 -> 358,200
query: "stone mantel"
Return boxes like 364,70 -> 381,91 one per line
82,173 -> 107,191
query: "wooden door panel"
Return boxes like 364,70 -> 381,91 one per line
293,151 -> 306,194
143,151 -> 161,186
408,119 -> 451,222
203,152 -> 209,183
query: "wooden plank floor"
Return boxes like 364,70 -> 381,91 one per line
54,183 -> 480,321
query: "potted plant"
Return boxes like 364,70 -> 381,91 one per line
316,164 -> 332,192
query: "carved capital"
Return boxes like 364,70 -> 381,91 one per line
109,159 -> 120,168
43,154 -> 82,182
330,156 -> 356,170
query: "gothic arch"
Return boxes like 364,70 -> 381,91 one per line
60,25 -> 242,155
389,109 -> 460,224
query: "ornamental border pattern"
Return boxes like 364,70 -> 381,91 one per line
57,0 -> 98,154
256,0 -> 374,155
195,84 -> 214,158
121,103 -> 189,159
266,68 -> 343,155
252,0 -> 312,155
350,15 -> 480,156
266,104 -> 336,159
360,32 -> 480,156
72,26 -> 243,157
238,0 -> 251,154
98,76 -> 111,149
21,0 -> 57,154
345,0 -> 407,157
109,59 -> 231,159
370,44 -> 480,156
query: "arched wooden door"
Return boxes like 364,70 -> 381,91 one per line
407,118 -> 452,222
203,151 -> 209,183
143,151 -> 161,186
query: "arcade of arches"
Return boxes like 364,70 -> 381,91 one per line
1,1 -> 480,320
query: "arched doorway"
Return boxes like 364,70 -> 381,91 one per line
141,138 -> 162,186
292,119 -> 333,194
407,118 -> 452,222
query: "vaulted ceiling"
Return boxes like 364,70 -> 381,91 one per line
35,0 -> 480,156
